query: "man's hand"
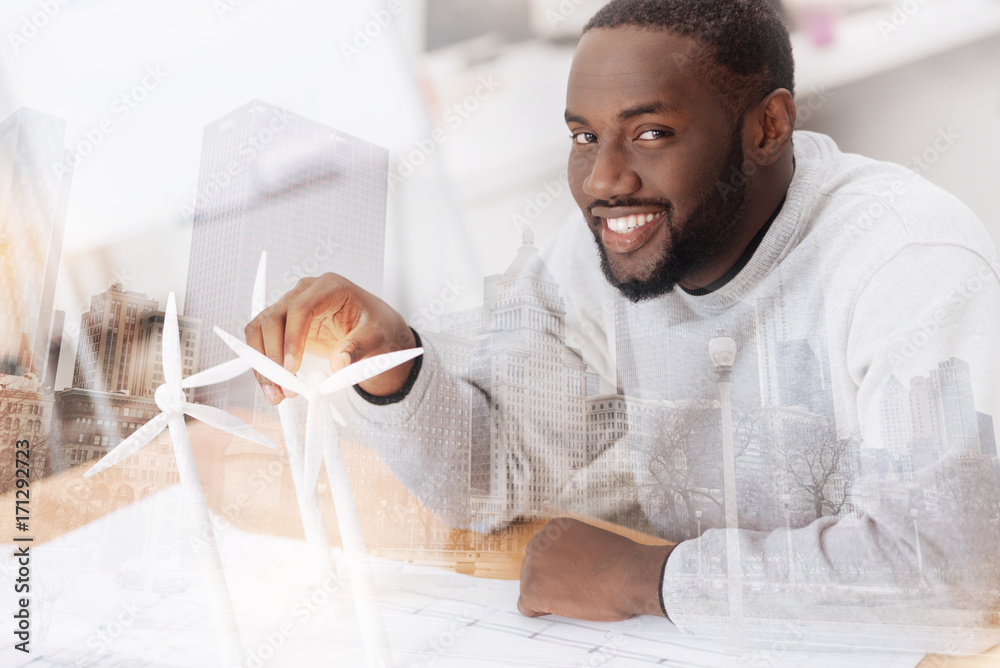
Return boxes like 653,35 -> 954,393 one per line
517,517 -> 673,622
245,273 -> 416,403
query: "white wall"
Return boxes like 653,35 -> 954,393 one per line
800,33 -> 1000,253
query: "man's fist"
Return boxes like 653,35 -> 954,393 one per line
517,517 -> 673,621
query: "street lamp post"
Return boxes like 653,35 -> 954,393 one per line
695,509 -> 703,578
911,507 -> 924,582
709,334 -> 744,643
782,493 -> 795,585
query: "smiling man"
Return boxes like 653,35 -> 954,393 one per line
565,12 -> 792,303
246,0 -> 1000,653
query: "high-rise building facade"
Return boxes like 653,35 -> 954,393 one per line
876,359 -> 996,494
444,231 -> 587,517
72,285 -> 201,399
184,100 -> 389,411
130,310 -> 201,399
72,285 -> 159,393
0,373 -> 55,488
0,108 -> 72,378
934,357 -> 981,454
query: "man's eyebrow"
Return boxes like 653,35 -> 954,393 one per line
564,102 -> 679,126
617,101 -> 678,120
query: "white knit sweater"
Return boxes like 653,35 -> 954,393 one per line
347,131 -> 1000,653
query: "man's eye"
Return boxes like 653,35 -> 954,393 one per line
637,129 -> 672,140
572,132 -> 597,145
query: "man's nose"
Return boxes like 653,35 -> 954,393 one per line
583,143 -> 641,201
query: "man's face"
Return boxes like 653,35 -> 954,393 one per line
566,27 -> 751,302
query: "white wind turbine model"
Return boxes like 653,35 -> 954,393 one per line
186,252 -> 335,580
85,293 -> 278,668
214,325 -> 423,668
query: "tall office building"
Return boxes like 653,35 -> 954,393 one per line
446,231 -> 587,516
875,360 -> 993,490
908,374 -> 943,470
73,286 -> 159,393
130,310 -> 201,399
933,357 -> 981,454
775,337 -> 835,419
185,100 -> 389,411
979,412 -> 997,457
0,108 -> 72,378
72,286 -> 201,399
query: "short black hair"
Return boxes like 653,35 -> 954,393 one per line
583,0 -> 794,121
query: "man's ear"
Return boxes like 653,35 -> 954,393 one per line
743,89 -> 796,167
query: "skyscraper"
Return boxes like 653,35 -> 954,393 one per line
934,357 -> 981,454
129,309 -> 202,399
0,108 -> 72,379
184,100 -> 389,411
72,285 -> 159,393
445,231 -> 587,515
979,412 -> 997,457
72,285 -> 201,399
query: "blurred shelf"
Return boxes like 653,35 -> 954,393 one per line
792,0 -> 1000,95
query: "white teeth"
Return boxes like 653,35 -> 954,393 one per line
606,212 -> 661,233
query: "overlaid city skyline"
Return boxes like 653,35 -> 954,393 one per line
1,95 -> 997,592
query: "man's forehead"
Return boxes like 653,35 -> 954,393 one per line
570,26 -> 703,79
566,27 -> 709,118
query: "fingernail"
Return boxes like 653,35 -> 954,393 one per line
263,385 -> 280,404
340,352 -> 352,369
284,354 -> 296,372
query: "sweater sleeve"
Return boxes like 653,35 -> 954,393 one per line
337,243 -> 621,534
660,243 -> 1000,654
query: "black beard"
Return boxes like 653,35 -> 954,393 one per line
588,130 -> 751,303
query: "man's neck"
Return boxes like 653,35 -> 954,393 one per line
677,150 -> 796,293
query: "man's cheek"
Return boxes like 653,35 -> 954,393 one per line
568,151 -> 592,200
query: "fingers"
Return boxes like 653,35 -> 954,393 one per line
283,274 -> 355,374
332,323 -> 370,368
245,276 -> 322,404
245,311 -> 285,405
244,274 -> 364,404
243,272 -> 415,401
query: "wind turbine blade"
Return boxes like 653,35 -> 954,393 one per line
213,326 -> 310,396
84,412 -> 170,478
181,358 -> 251,389
318,347 -> 424,396
163,293 -> 183,392
251,252 -> 268,318
184,403 -> 277,449
303,403 -> 328,494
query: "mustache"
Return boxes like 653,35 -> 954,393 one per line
586,197 -> 674,218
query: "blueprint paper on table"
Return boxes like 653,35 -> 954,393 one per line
0,489 -> 926,668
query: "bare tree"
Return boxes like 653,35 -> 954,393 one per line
770,425 -> 858,522
634,400 -> 765,539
